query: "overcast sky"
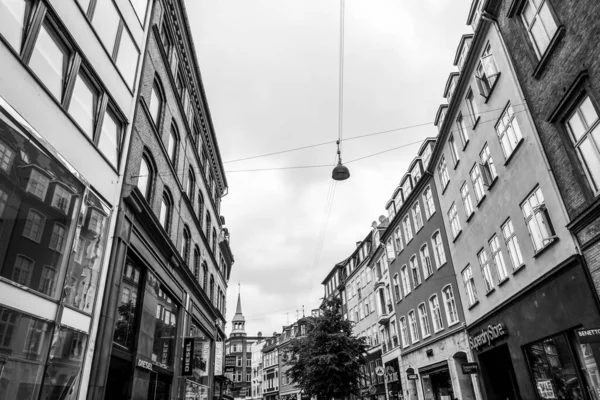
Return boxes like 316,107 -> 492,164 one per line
186,0 -> 473,337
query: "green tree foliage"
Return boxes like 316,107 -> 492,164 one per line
286,296 -> 367,400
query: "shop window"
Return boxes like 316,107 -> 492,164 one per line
152,283 -> 179,368
114,260 -> 143,349
29,22 -> 70,101
525,333 -> 586,400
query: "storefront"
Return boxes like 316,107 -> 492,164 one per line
468,259 -> 600,400
361,350 -> 386,400
385,358 -> 403,400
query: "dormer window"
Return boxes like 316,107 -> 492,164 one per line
387,205 -> 395,220
51,185 -> 72,213
411,162 -> 422,184
422,144 -> 432,168
457,37 -> 472,71
401,178 -> 412,200
471,0 -> 484,32
26,169 -> 50,200
0,140 -> 15,172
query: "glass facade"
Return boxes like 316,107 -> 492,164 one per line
113,260 -> 142,349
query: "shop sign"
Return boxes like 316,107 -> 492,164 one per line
385,371 -> 399,383
461,363 -> 479,374
185,379 -> 209,400
469,323 -> 507,351
576,328 -> 600,344
369,386 -> 377,395
215,342 -> 223,375
375,366 -> 385,376
225,355 -> 236,372
136,356 -> 153,372
407,374 -> 418,380
360,388 -> 371,396
536,379 -> 556,399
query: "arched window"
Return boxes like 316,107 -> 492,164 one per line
137,153 -> 154,200
417,303 -> 431,338
400,265 -> 411,295
182,225 -> 191,264
202,262 -> 208,291
212,227 -> 217,254
420,244 -> 433,279
194,246 -> 200,280
408,310 -> 419,344
409,256 -> 421,287
399,317 -> 409,348
209,274 -> 214,303
187,167 -> 196,204
206,212 -> 212,240
159,190 -> 172,231
149,80 -> 163,125
429,294 -> 444,332
442,285 -> 459,325
167,124 -> 179,163
431,231 -> 447,267
197,191 -> 204,225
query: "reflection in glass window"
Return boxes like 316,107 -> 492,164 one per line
26,169 -> 50,199
68,72 -> 96,139
39,265 -> 57,296
49,223 -> 66,253
0,0 -> 31,51
116,29 -> 139,88
92,0 -> 120,52
0,188 -> 8,217
22,209 -> 45,243
29,23 -> 69,100
51,185 -> 72,213
0,139 -> 15,172
98,109 -> 120,167
150,85 -> 162,125
114,260 -> 143,349
12,255 -> 34,286
151,281 -> 179,368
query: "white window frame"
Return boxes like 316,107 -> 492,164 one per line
400,265 -> 411,296
502,218 -> 524,269
456,113 -> 469,147
477,248 -> 495,293
475,43 -> 500,98
412,201 -> 423,232
403,215 -> 413,243
431,231 -> 447,268
480,144 -> 498,186
23,209 -> 46,243
462,266 -> 478,307
470,164 -> 485,202
438,156 -> 450,188
418,303 -> 431,338
420,244 -> 433,279
423,186 -> 436,219
429,294 -> 444,333
521,0 -> 558,58
399,317 -> 409,348
460,182 -> 474,218
489,234 -> 508,282
408,310 -> 419,344
449,135 -> 460,166
521,186 -> 556,252
448,203 -> 461,239
409,256 -> 421,288
496,103 -> 523,159
394,227 -> 404,254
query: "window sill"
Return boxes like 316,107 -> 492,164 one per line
486,176 -> 499,191
512,264 -> 526,275
532,26 -> 566,79
437,261 -> 447,270
426,211 -> 436,221
434,328 -> 444,334
476,194 -> 487,208
452,230 -> 462,243
482,73 -> 502,104
532,238 -> 559,258
498,276 -> 510,286
422,334 -> 432,340
468,300 -> 480,310
447,320 -> 460,328
424,273 -> 433,281
406,238 -> 413,246
453,159 -> 461,170
465,212 -> 475,223
503,139 -> 524,166
485,288 -> 495,297
441,181 -> 450,195
471,116 -> 481,130
462,139 -> 470,151
415,226 -> 424,235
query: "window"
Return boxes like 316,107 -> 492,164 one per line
408,311 -> 419,344
476,43 -> 500,98
411,163 -> 422,183
116,29 -> 139,88
394,227 -> 403,254
130,0 -> 149,23
39,265 -> 57,297
137,155 -> 153,200
187,168 -> 196,204
480,144 -> 497,185
496,104 -> 523,159
418,304 -> 431,338
0,141 -> 14,173
410,256 -> 421,288
194,247 -> 200,280
565,96 -> 600,193
521,0 -> 558,58
212,227 -> 217,254
422,144 -> 432,168
29,23 -> 69,101
402,178 -> 412,199
27,169 -> 50,200
462,266 -> 478,306
423,186 -> 436,219
392,274 -> 401,302
386,238 -> 395,261
12,255 -> 34,286
182,226 -> 190,264
449,135 -> 460,166
68,72 -> 97,139
438,156 -> 450,188
460,182 -> 474,218
0,0 -> 31,51
161,22 -> 172,56
402,216 -> 413,243
98,108 -> 121,167
399,317 -> 409,348
49,223 -> 66,253
160,191 -> 172,231
466,89 -> 479,125
0,189 -> 7,217
521,187 -> 555,251
400,265 -> 411,296
442,286 -> 459,325
23,209 -> 45,242
489,235 -> 508,282
448,203 -> 461,239
51,185 -> 72,213
168,125 -> 179,163
92,0 -> 120,52
470,164 -> 485,202
420,244 -> 433,279
478,249 -> 494,293
456,113 -> 469,147
149,84 -> 163,126
412,202 -> 423,231
432,231 -> 447,267
502,219 -> 524,269
429,295 -> 444,332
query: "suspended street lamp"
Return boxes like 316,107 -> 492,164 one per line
332,140 -> 350,181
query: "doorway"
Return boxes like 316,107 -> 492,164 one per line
421,368 -> 454,400
478,344 -> 520,400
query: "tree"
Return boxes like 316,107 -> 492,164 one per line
286,296 -> 367,400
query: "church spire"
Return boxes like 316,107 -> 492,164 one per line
231,289 -> 246,336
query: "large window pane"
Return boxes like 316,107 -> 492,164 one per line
29,23 -> 69,101
130,0 -> 148,23
113,260 -> 143,349
62,191 -> 110,314
92,0 -> 120,53
0,306 -> 52,400
68,73 -> 96,139
0,0 -> 30,51
151,281 -> 179,368
97,110 -> 120,166
116,29 -> 139,88
0,110 -> 84,298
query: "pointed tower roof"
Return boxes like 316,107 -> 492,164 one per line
232,293 -> 245,322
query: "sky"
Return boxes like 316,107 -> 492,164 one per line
185,0 -> 474,337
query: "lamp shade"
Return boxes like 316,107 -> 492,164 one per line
332,163 -> 350,181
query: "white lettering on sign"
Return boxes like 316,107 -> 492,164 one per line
469,323 -> 507,351
578,329 -> 600,336
137,358 -> 153,371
